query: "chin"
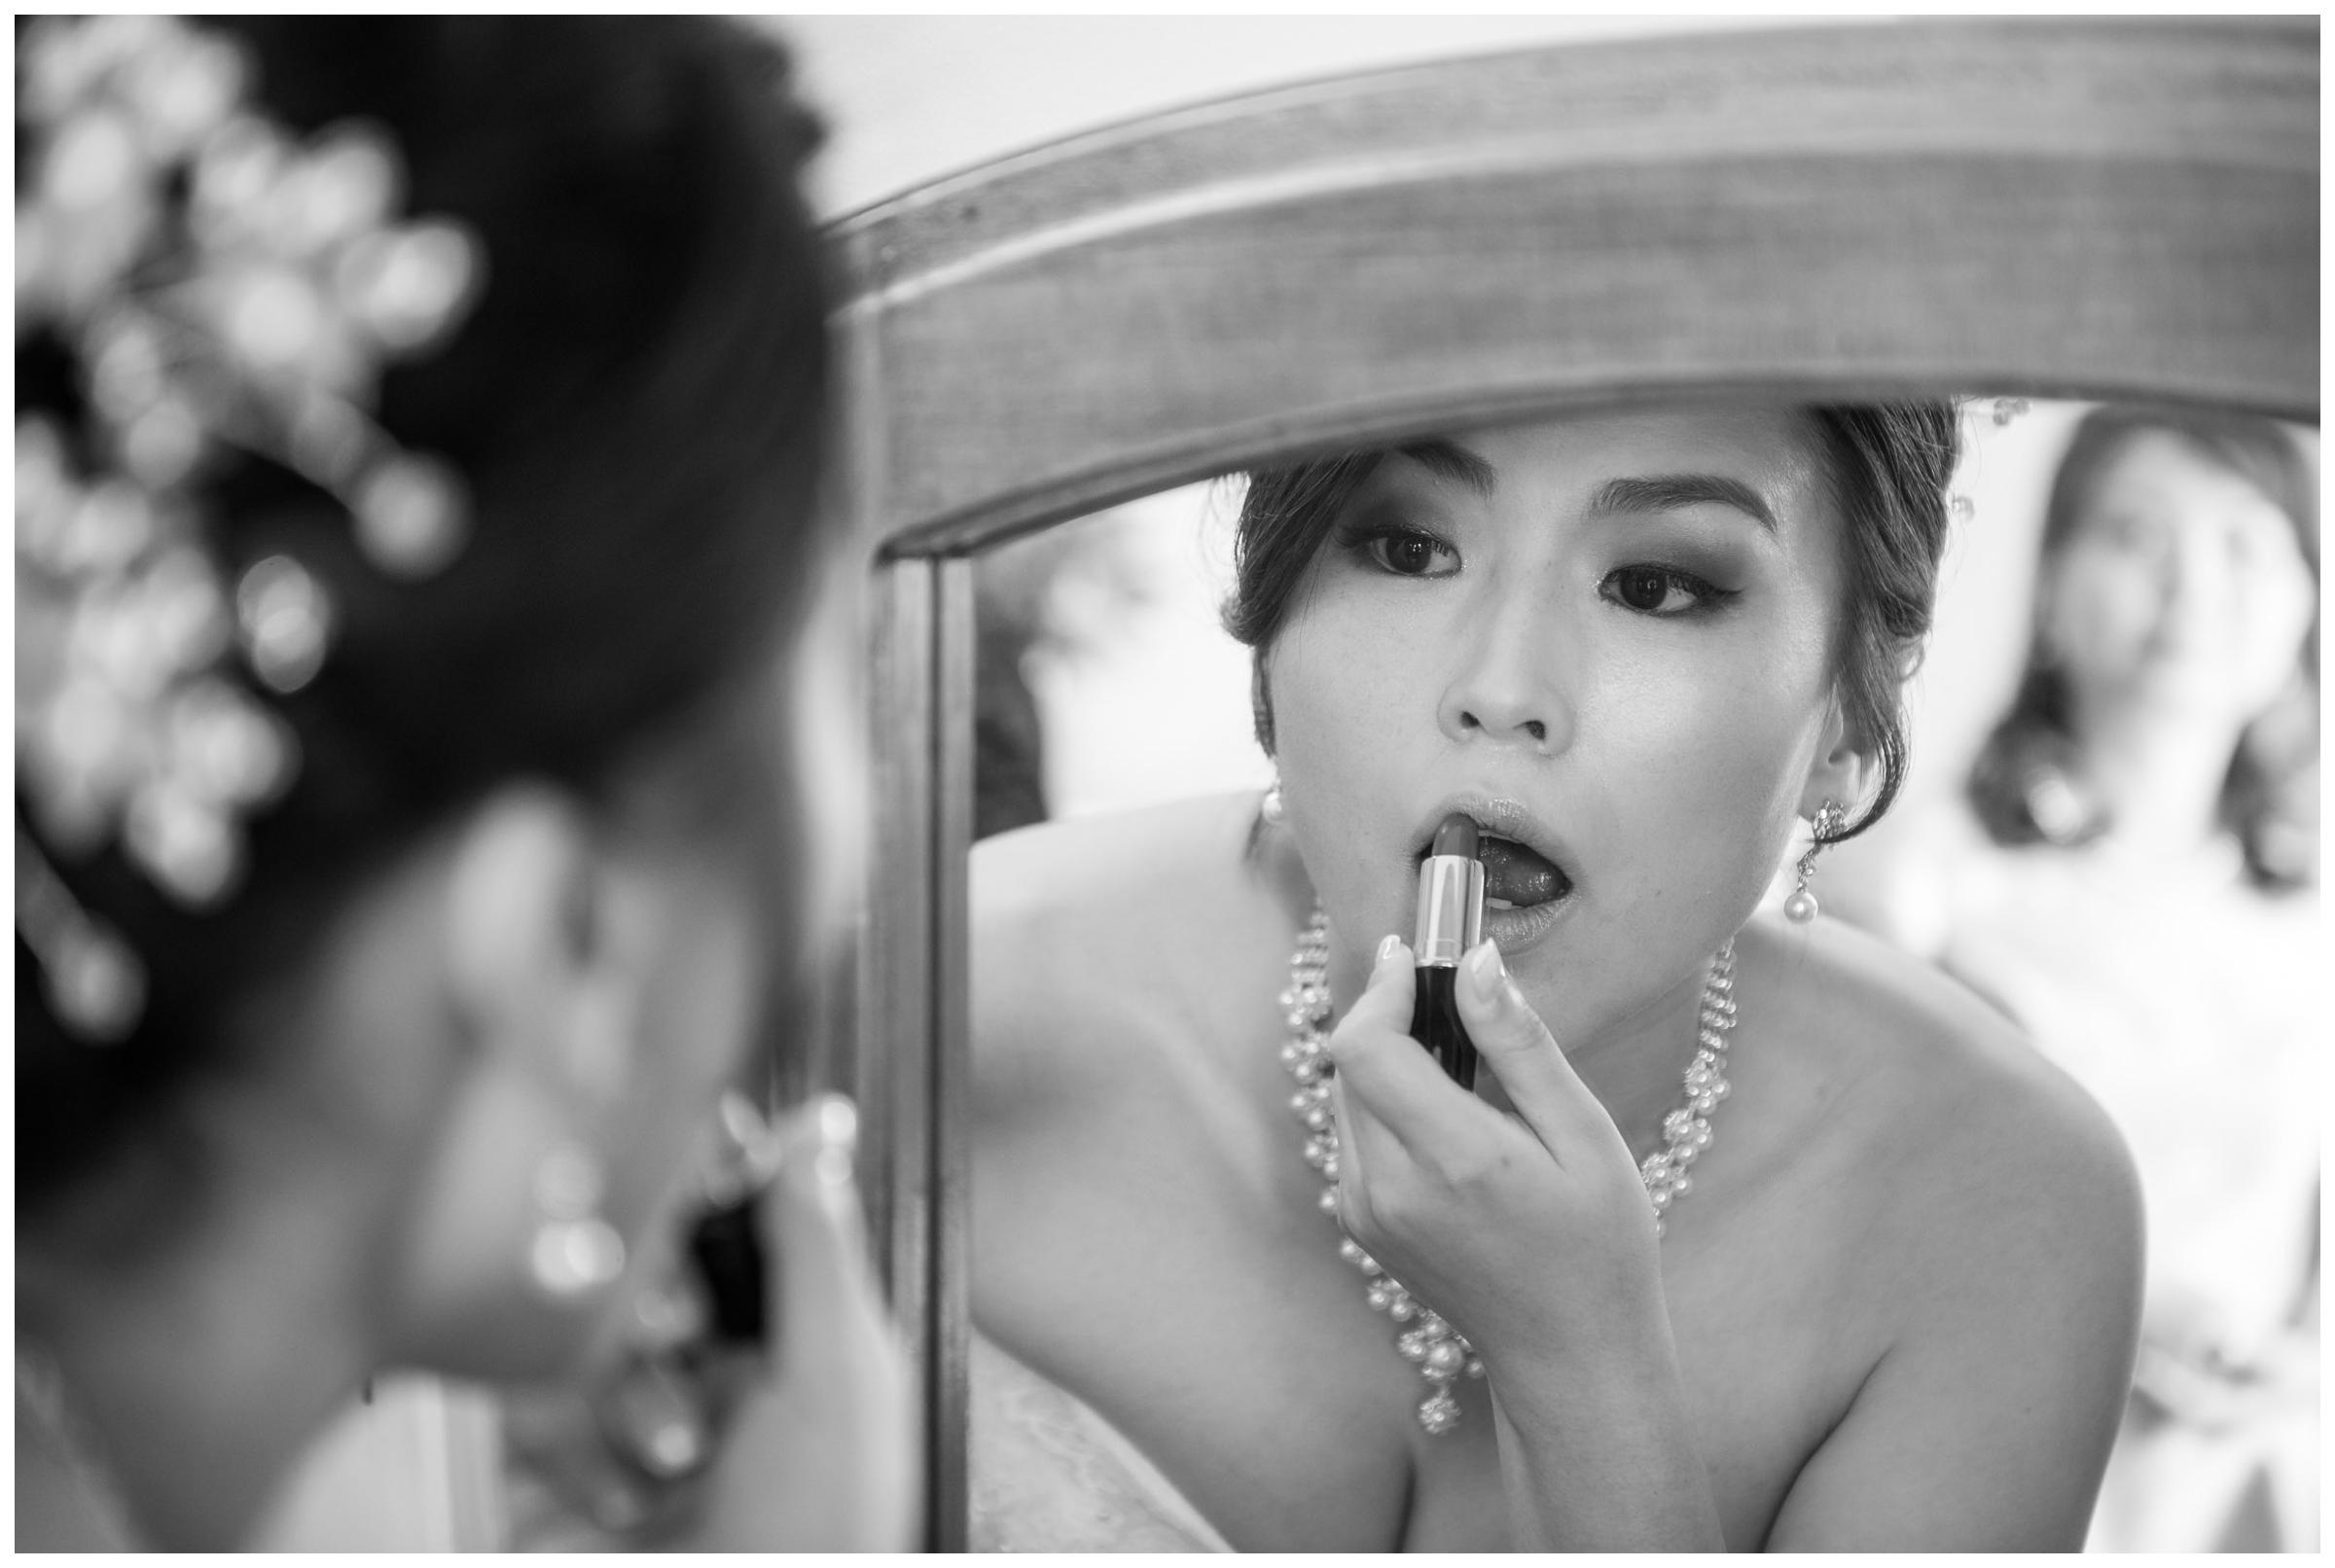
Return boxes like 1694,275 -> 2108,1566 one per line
411,1288 -> 617,1386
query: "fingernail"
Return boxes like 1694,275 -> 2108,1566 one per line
704,1089 -> 781,1202
629,1277 -> 707,1349
1376,933 -> 1403,965
1465,940 -> 1505,992
811,1093 -> 858,1188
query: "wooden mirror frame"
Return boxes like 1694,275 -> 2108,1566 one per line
823,18 -> 2315,1549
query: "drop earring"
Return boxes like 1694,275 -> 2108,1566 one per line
528,1142 -> 628,1301
1260,777 -> 1286,826
1784,800 -> 1847,923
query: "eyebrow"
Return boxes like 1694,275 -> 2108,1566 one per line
1588,474 -> 1778,535
1392,438 -> 1498,496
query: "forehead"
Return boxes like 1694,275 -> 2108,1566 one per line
1396,402 -> 1835,534
1363,401 -> 1840,548
2082,430 -> 2285,526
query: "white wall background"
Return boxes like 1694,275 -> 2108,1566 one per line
776,16 -> 1871,221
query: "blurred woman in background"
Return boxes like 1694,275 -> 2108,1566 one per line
16,17 -> 910,1550
1867,406 -> 2319,1550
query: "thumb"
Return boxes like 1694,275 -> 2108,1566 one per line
1453,941 -> 1601,1153
763,1096 -> 889,1393
1341,933 -> 1417,1039
700,1093 -> 916,1551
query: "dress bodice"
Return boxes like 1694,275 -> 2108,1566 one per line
969,1331 -> 1233,1552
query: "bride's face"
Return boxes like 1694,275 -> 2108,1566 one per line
1267,404 -> 1855,1043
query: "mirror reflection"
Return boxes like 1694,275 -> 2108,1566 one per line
964,397 -> 2319,1551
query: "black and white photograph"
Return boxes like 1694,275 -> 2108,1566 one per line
15,14 -> 2317,1553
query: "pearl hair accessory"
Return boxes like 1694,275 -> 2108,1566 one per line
1946,397 -> 2029,522
16,16 -> 485,1041
1279,906 -> 1740,1434
1783,800 -> 1849,923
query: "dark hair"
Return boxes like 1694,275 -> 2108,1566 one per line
17,18 -> 833,1204
1223,403 -> 1962,844
1966,406 -> 2319,889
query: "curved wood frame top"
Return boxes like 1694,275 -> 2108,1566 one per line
826,17 -> 2315,1550
836,18 -> 2314,561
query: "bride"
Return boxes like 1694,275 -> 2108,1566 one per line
969,400 -> 2144,1550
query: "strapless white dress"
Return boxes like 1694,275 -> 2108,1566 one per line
969,1333 -> 1233,1552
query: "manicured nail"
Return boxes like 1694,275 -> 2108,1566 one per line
1465,940 -> 1505,991
811,1093 -> 857,1187
1376,933 -> 1403,965
701,1089 -> 782,1204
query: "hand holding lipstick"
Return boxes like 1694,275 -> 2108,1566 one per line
1329,937 -> 1723,1550
1328,935 -> 1670,1372
504,1097 -> 917,1551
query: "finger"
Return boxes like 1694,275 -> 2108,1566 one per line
704,1093 -> 916,1550
762,1096 -> 885,1388
499,1379 -> 660,1543
1453,941 -> 1603,1156
1327,935 -> 1486,1158
1338,931 -> 1418,1039
1325,938 -> 1410,1189
1325,1053 -> 1384,1191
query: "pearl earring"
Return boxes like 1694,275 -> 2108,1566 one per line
528,1142 -> 627,1301
1784,800 -> 1848,923
1260,778 -> 1286,826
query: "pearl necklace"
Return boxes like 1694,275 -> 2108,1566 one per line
1277,906 -> 1739,1435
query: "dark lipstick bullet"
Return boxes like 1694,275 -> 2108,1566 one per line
1411,812 -> 1485,1089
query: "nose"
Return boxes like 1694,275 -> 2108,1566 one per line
1436,592 -> 1571,752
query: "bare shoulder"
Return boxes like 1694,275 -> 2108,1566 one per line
970,792 -> 1297,1120
971,790 -> 1278,1013
972,791 -> 1266,952
1742,920 -> 2145,1547
1745,912 -> 2143,1316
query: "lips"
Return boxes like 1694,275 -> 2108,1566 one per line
1413,799 -> 1577,913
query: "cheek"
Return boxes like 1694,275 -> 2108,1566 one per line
2230,571 -> 2316,696
1267,609 -> 1414,763
789,600 -> 869,954
1575,649 -> 1823,890
2050,555 -> 2160,663
604,869 -> 763,1245
1261,606 -> 1441,931
1263,569 -> 1423,797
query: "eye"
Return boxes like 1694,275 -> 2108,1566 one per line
1599,563 -> 1730,617
1345,526 -> 1459,579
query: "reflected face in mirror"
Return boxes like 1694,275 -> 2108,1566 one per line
2041,429 -> 2315,731
1264,403 -> 1852,1045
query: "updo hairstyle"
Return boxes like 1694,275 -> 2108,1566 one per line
17,18 -> 833,1206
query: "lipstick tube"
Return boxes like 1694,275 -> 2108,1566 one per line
1411,813 -> 1485,1089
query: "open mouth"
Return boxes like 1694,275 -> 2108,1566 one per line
1414,824 -> 1574,909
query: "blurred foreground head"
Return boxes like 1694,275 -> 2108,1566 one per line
17,14 -> 839,1332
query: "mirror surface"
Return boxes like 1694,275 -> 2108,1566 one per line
962,396 -> 2320,1551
